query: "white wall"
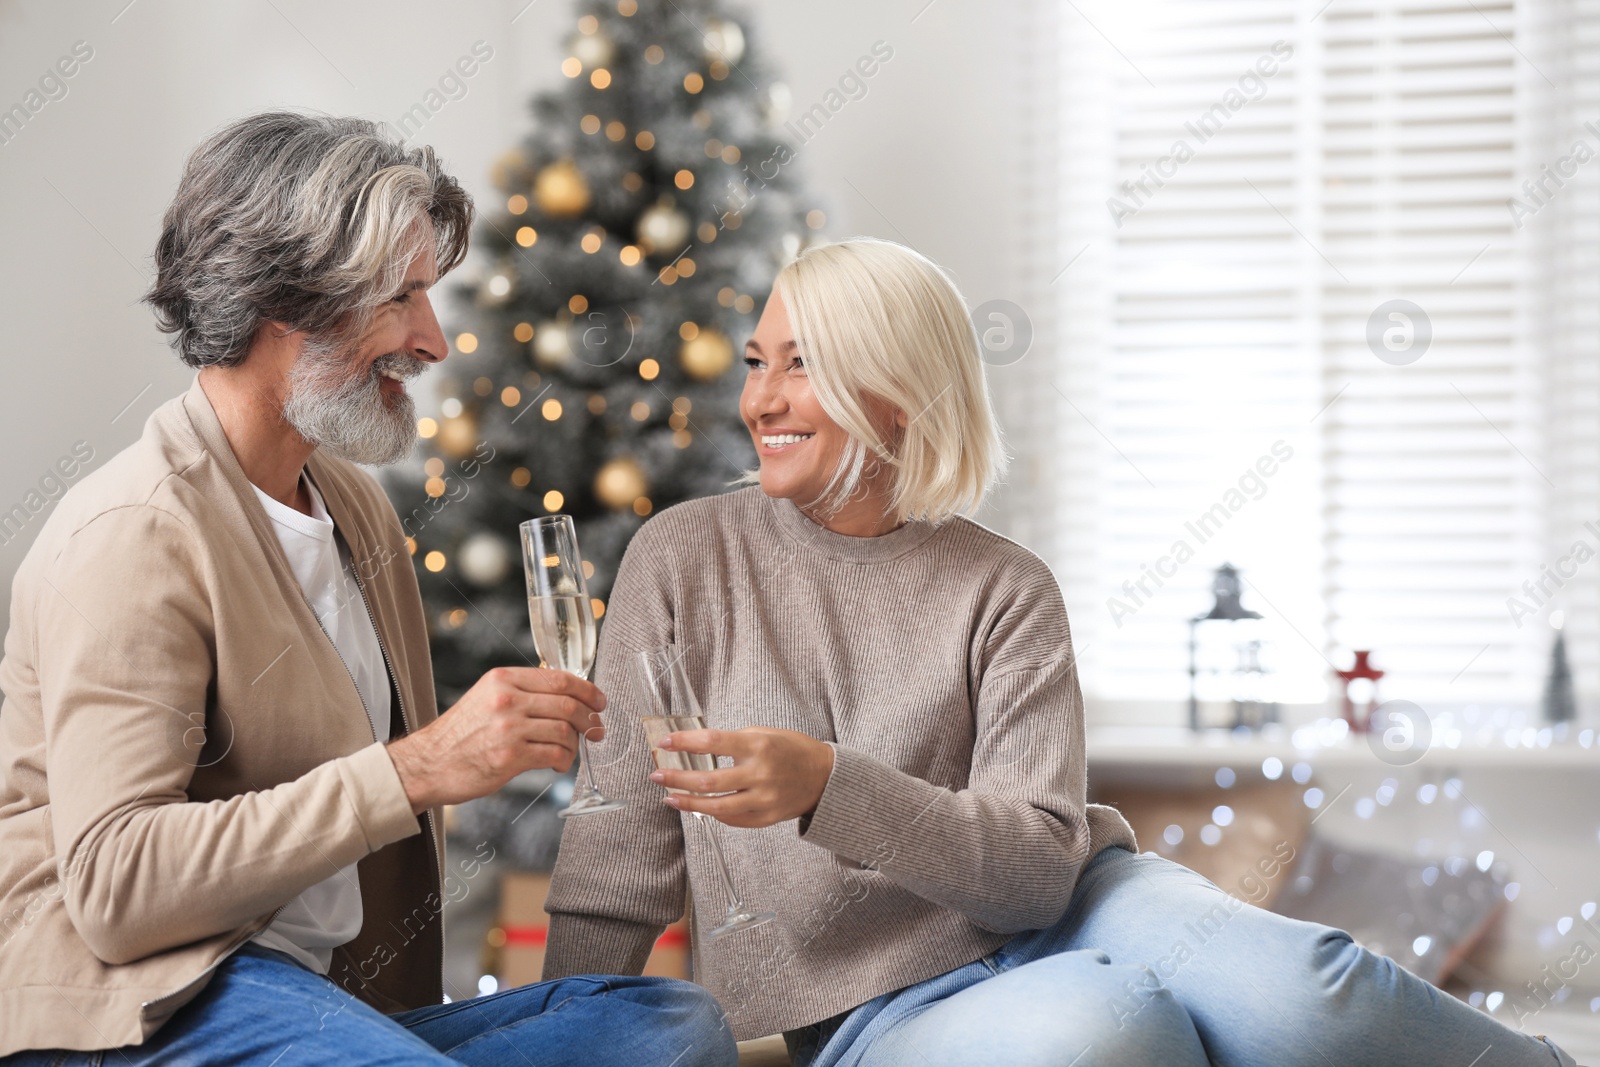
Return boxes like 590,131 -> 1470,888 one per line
0,0 -> 1032,616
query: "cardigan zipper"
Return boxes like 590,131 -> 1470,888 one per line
346,556 -> 446,1004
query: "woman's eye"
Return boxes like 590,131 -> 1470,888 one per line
743,356 -> 762,369
392,292 -> 411,305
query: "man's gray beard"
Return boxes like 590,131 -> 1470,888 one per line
282,340 -> 426,465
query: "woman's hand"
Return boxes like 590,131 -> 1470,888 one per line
650,726 -> 835,828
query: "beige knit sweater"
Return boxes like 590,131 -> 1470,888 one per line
542,486 -> 1136,1040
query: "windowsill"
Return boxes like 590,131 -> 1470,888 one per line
1087,721 -> 1600,788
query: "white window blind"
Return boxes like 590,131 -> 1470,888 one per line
1319,0 -> 1533,704
1532,0 -> 1600,712
1000,0 -> 1598,718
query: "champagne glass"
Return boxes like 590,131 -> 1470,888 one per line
635,646 -> 775,939
520,515 -> 624,818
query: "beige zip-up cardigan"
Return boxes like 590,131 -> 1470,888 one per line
0,377 -> 443,1055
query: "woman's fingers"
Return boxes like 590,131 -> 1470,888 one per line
658,727 -> 743,756
665,789 -> 762,822
651,763 -> 751,794
647,726 -> 833,828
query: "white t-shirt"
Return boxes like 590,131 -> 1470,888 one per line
248,472 -> 392,973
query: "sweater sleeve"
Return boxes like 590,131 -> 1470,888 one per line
542,520 -> 689,980
798,555 -> 1095,934
36,506 -> 420,966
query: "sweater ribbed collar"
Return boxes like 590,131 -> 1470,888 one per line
766,491 -> 942,563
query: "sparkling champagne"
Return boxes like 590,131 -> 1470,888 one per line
528,594 -> 595,676
635,645 -> 773,937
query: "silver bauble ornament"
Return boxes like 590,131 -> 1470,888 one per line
479,263 -> 516,308
458,532 -> 512,587
702,18 -> 745,64
636,201 -> 691,255
569,30 -> 614,69
533,321 -> 574,368
763,82 -> 792,127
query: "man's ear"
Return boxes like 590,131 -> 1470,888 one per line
237,319 -> 308,372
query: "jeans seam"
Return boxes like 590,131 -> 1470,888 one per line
409,976 -> 614,1031
437,989 -> 600,1056
439,1014 -> 546,1057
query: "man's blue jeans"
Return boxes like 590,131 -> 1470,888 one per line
0,944 -> 737,1066
787,846 -> 1578,1067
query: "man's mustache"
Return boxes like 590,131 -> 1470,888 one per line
371,352 -> 428,381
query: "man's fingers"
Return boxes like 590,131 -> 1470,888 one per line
522,692 -> 606,742
524,741 -> 577,774
518,716 -> 581,757
487,666 -> 607,712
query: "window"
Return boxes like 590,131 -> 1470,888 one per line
999,0 -> 1598,720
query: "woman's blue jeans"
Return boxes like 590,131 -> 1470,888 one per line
0,944 -> 737,1066
787,846 -> 1577,1067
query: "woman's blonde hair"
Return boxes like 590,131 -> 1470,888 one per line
741,237 -> 1007,525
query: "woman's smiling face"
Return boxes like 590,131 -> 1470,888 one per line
740,287 -> 905,536
740,288 -> 840,507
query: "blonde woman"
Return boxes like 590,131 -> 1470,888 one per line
542,238 -> 1576,1067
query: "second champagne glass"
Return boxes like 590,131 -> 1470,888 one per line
636,646 -> 775,939
520,515 -> 624,818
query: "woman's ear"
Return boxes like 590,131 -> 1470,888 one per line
895,408 -> 909,428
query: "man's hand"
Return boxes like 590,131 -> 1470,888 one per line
649,727 -> 834,828
386,667 -> 606,814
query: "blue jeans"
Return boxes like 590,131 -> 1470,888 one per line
1,944 -> 737,1066
787,846 -> 1577,1067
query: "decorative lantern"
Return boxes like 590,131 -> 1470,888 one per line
1187,563 -> 1279,731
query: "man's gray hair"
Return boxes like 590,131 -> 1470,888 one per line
144,110 -> 473,368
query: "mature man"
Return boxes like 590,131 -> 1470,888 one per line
0,112 -> 734,1066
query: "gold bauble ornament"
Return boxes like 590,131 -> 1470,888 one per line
436,412 -> 478,460
532,321 -> 574,368
489,148 -> 533,193
680,327 -> 734,381
636,200 -> 691,255
594,456 -> 648,509
535,159 -> 591,217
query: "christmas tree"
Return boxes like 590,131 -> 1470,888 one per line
387,0 -> 824,719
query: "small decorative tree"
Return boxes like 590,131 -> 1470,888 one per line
1542,624 -> 1576,724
